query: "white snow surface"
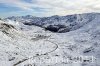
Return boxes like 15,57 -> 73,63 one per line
0,13 -> 100,66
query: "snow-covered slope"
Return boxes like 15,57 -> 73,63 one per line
1,13 -> 100,66
0,20 -> 53,66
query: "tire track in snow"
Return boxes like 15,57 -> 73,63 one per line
13,40 -> 58,66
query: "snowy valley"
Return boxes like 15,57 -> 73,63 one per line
0,13 -> 100,66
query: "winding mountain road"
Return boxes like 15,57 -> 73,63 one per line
13,40 -> 58,66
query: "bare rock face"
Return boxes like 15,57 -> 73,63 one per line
0,21 -> 17,38
0,23 -> 15,31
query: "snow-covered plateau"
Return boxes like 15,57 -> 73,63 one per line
0,13 -> 100,66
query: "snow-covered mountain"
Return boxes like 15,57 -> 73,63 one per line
5,13 -> 99,33
1,13 -> 100,66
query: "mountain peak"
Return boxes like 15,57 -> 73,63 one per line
4,12 -> 100,33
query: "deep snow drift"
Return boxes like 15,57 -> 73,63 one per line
0,13 -> 100,66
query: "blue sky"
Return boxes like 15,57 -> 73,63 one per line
0,0 -> 100,18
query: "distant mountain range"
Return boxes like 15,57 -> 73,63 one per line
5,13 -> 100,33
